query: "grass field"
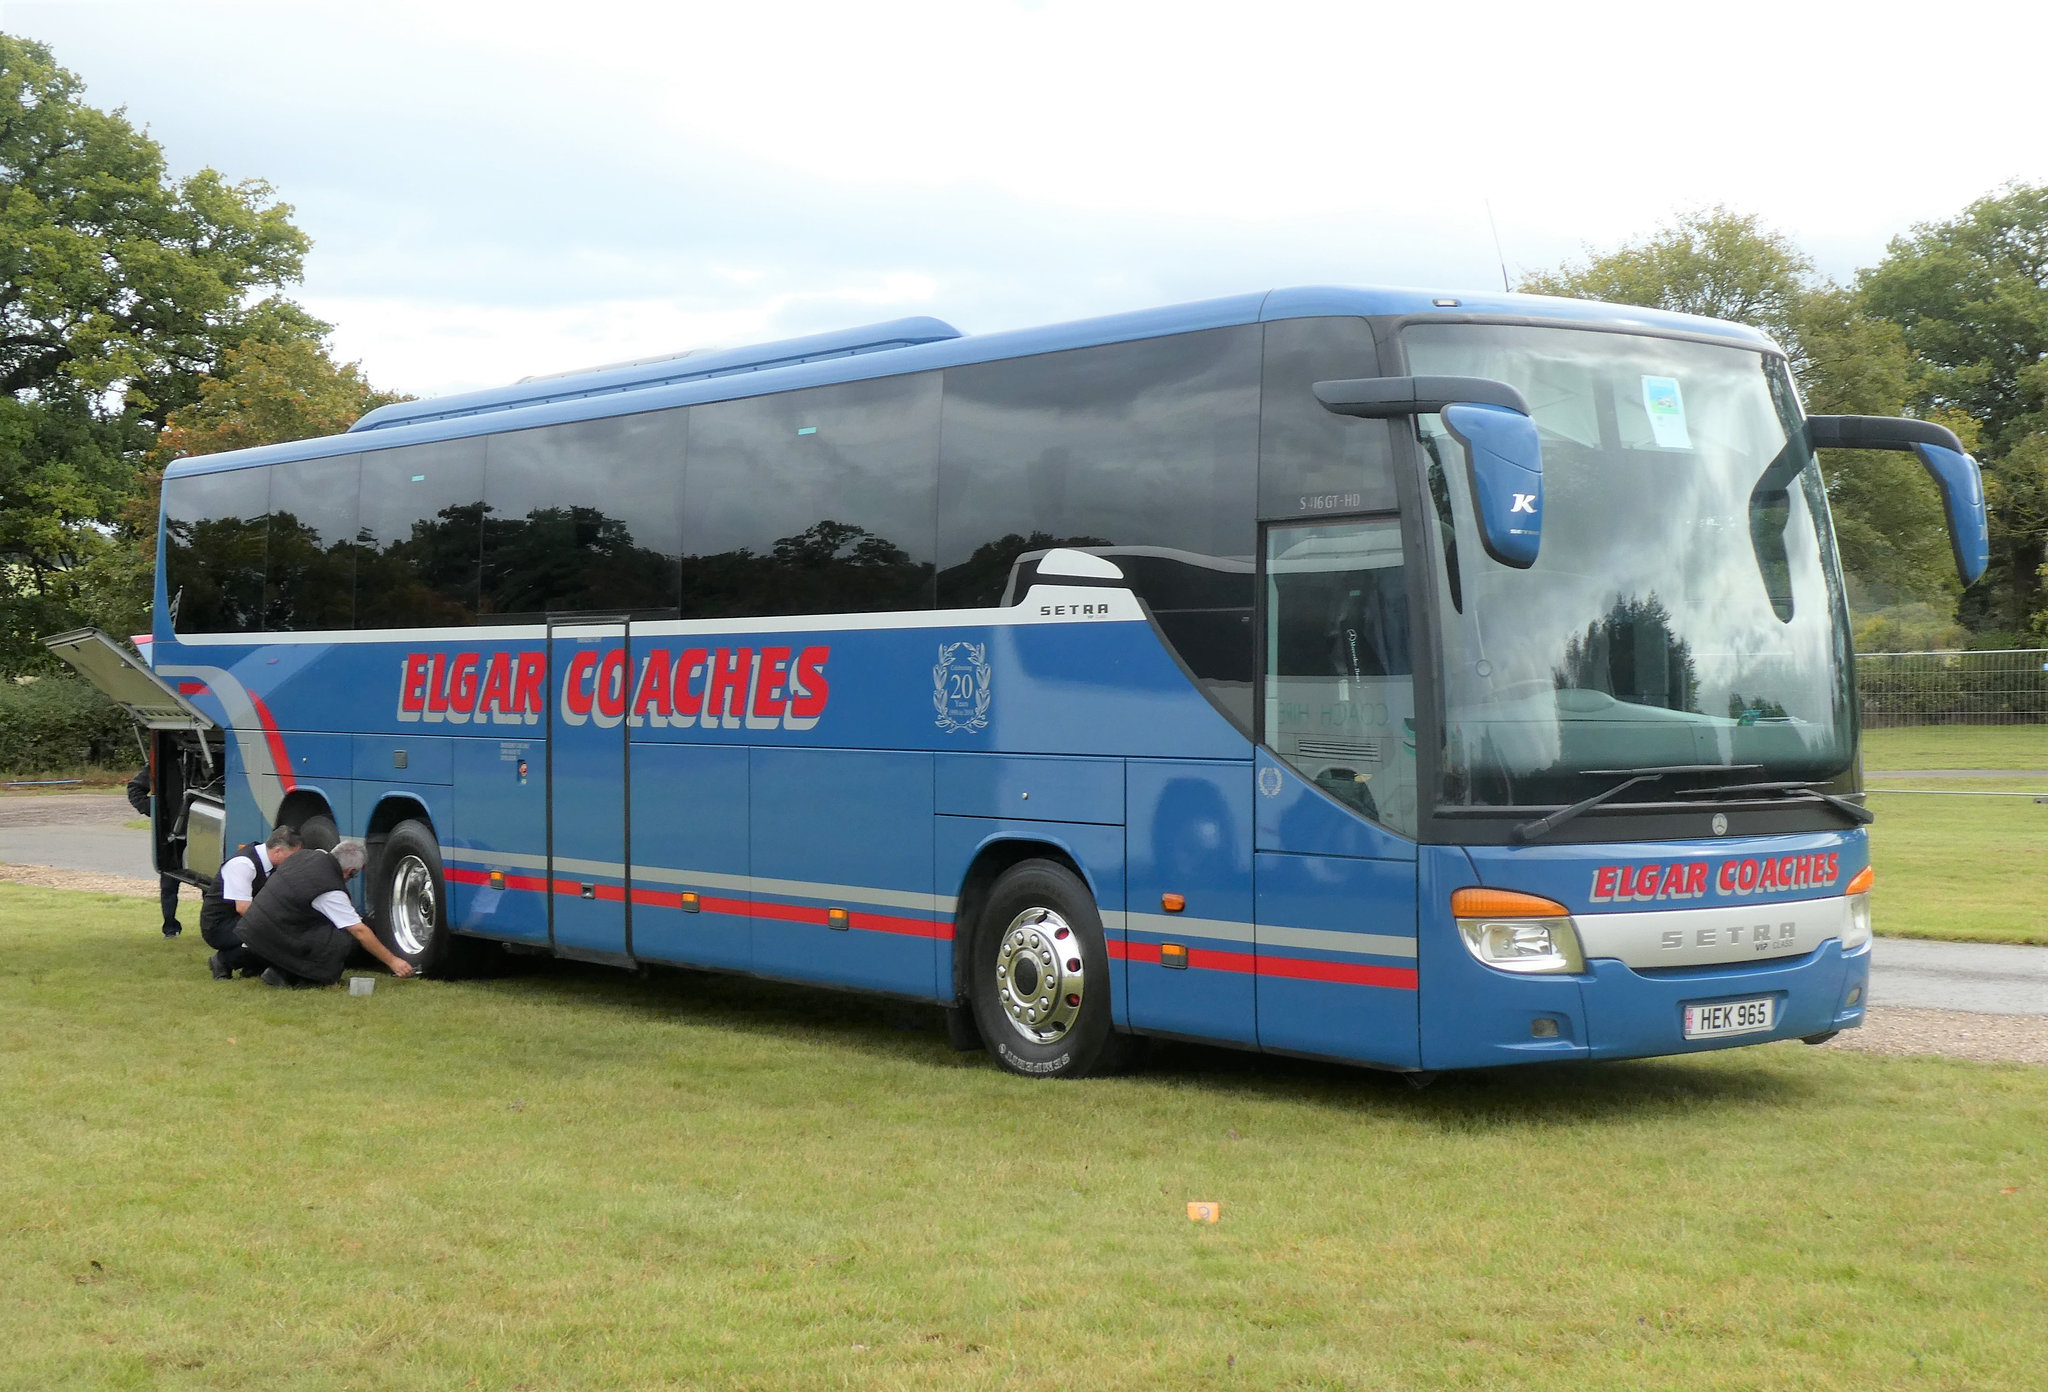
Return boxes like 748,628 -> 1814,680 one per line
1858,725 -> 2048,946
1860,725 -> 2048,769
1867,779 -> 2048,946
4,887 -> 2046,1391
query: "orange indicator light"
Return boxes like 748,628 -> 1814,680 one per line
1845,865 -> 1874,895
1451,887 -> 1571,919
1161,892 -> 1186,913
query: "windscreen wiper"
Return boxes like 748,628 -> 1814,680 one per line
1514,764 -> 1763,843
1669,780 -> 1875,825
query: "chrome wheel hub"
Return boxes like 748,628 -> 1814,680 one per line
995,907 -> 1085,1044
390,855 -> 437,958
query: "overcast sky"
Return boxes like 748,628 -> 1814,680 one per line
8,0 -> 2046,398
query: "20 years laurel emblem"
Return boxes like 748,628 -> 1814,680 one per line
933,641 -> 992,733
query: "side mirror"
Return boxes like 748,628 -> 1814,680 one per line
1316,376 -> 1542,567
1806,415 -> 1990,586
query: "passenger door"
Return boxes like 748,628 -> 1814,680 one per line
1254,520 -> 1422,1069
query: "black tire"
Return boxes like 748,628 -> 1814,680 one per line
367,819 -> 477,977
297,813 -> 340,851
969,859 -> 1137,1079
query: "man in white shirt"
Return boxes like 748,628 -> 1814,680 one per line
238,840 -> 418,988
201,825 -> 302,979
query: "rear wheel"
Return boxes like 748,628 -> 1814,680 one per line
369,819 -> 478,977
970,859 -> 1136,1079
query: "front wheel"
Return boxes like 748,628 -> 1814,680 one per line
970,859 -> 1137,1079
369,819 -> 475,977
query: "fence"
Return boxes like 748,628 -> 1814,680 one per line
1856,649 -> 2048,727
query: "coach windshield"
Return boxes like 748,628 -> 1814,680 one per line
1403,323 -> 1856,814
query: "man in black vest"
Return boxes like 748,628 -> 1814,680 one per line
202,825 -> 303,980
238,841 -> 417,988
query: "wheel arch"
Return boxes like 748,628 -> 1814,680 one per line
948,835 -> 1096,1006
274,788 -> 336,835
365,793 -> 435,845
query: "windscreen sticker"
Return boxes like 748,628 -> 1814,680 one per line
1640,375 -> 1692,449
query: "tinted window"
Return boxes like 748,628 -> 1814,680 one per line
482,410 -> 684,616
1265,519 -> 1416,836
938,327 -> 1261,725
263,456 -> 357,631
1259,317 -> 1398,519
681,373 -> 938,617
164,468 -> 267,634
355,439 -> 484,628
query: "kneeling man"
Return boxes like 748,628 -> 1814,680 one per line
202,824 -> 302,979
239,840 -> 416,988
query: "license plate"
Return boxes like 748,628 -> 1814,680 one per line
1683,997 -> 1775,1039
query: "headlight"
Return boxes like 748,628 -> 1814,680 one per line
1451,888 -> 1585,974
1840,865 -> 1874,952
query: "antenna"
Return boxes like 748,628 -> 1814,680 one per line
1485,200 -> 1510,292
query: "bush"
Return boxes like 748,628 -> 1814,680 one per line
0,676 -> 141,777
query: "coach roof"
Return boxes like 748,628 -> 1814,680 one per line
162,286 -> 1782,481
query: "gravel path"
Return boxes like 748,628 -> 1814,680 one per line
1821,1006 -> 2048,1066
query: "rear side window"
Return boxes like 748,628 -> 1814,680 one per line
481,409 -> 685,617
263,456 -> 358,631
164,468 -> 268,635
354,439 -> 485,629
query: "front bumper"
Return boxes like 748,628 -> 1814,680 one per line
1580,938 -> 1869,1061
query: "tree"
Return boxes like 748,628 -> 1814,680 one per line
154,337 -> 409,459
1861,184 -> 2048,637
1521,207 -> 1956,609
1522,207 -> 1815,362
0,33 -> 320,670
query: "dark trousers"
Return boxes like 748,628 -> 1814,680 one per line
241,945 -> 339,988
158,875 -> 182,933
213,943 -> 265,977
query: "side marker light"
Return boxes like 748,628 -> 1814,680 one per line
827,907 -> 850,931
1160,943 -> 1189,970
1161,892 -> 1185,913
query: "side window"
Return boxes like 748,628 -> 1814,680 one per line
354,439 -> 485,629
1259,317 -> 1398,519
937,326 -> 1261,727
482,409 -> 684,616
164,467 -> 267,635
680,373 -> 938,618
1264,519 -> 1416,837
264,456 -> 358,632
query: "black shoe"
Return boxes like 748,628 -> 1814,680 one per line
162,922 -> 183,938
208,952 -> 233,981
260,967 -> 289,989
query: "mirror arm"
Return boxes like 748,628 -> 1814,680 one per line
1805,414 -> 1964,454
1806,415 -> 1988,587
1314,376 -> 1531,419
